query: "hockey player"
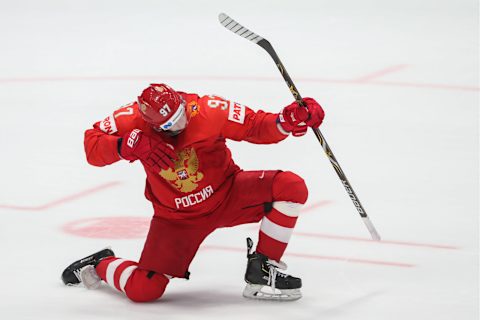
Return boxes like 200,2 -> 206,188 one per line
61,83 -> 324,301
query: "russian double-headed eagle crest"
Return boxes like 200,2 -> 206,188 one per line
159,147 -> 204,193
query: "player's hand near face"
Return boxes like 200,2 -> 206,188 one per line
119,129 -> 177,171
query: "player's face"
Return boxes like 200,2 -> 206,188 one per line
165,111 -> 188,136
152,101 -> 188,136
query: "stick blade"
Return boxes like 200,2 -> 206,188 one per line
218,13 -> 264,44
362,217 -> 381,241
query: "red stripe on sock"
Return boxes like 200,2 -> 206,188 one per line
113,261 -> 137,291
95,257 -> 118,281
256,231 -> 287,261
266,209 -> 298,228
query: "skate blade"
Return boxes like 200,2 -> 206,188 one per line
64,283 -> 81,287
243,284 -> 302,301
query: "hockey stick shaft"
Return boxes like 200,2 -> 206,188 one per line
219,13 -> 380,240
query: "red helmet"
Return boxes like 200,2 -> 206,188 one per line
137,83 -> 186,130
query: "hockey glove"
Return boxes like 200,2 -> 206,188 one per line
279,97 -> 325,137
119,129 -> 177,171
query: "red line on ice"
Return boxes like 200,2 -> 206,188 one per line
0,181 -> 121,211
201,245 -> 414,268
294,232 -> 459,250
353,64 -> 409,82
245,200 -> 460,250
0,73 -> 478,92
301,200 -> 333,213
368,80 -> 480,91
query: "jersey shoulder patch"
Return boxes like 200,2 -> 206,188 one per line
99,102 -> 137,135
99,114 -> 118,134
227,101 -> 246,124
199,95 -> 246,125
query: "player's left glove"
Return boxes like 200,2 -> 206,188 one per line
119,129 -> 177,172
278,97 -> 325,137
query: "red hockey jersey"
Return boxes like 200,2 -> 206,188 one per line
84,93 -> 288,219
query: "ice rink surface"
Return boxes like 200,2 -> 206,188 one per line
0,0 -> 478,319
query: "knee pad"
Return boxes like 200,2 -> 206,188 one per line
124,269 -> 169,303
272,171 -> 308,204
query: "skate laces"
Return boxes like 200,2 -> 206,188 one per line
80,265 -> 101,290
266,259 -> 288,291
267,259 -> 287,270
245,237 -> 290,291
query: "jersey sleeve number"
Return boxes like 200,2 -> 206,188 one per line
207,98 -> 228,110
114,106 -> 134,118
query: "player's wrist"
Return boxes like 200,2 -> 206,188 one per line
119,129 -> 144,161
117,138 -> 126,160
276,113 -> 291,135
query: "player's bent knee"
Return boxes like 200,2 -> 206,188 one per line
124,270 -> 169,303
272,171 -> 308,204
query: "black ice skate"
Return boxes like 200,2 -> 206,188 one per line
61,248 -> 114,288
243,238 -> 302,301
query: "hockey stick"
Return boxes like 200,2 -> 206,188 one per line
218,13 -> 381,241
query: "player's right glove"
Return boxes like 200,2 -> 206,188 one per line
278,97 -> 325,137
119,129 -> 177,171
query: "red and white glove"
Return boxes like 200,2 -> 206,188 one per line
278,97 -> 325,137
119,129 -> 177,171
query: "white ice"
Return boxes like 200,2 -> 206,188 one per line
0,0 -> 478,319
